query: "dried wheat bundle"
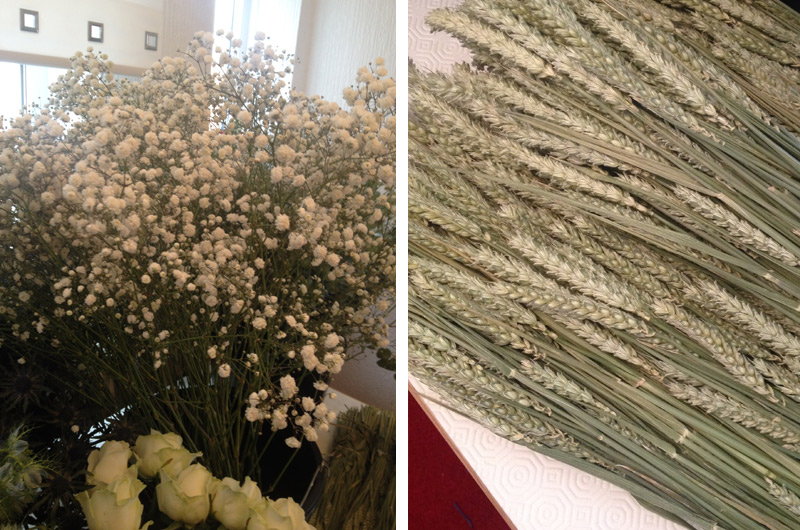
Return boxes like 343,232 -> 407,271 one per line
409,0 -> 800,528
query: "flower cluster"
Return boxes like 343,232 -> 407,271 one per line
77,431 -> 315,530
0,427 -> 49,522
0,30 -> 394,476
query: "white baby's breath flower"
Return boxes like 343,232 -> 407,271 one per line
272,409 -> 288,430
275,145 -> 296,164
296,413 -> 312,427
324,333 -> 340,349
303,426 -> 318,442
314,403 -> 328,420
121,240 -> 137,253
300,344 -> 319,370
245,407 -> 261,422
288,233 -> 307,250
275,214 -> 290,231
285,437 -> 301,449
218,363 -> 231,378
302,397 -> 316,411
279,375 -> 298,399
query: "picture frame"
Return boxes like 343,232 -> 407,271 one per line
20,9 -> 39,33
145,31 -> 158,51
88,21 -> 104,43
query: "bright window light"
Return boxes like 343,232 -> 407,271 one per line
213,0 -> 302,59
0,63 -> 23,124
23,64 -> 67,111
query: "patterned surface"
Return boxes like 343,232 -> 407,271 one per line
408,0 -> 471,73
413,379 -> 685,530
409,1 -> 686,528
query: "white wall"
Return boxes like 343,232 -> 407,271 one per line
291,0 -> 397,410
0,0 -> 163,74
330,308 -> 396,411
161,0 -> 215,58
292,0 -> 396,103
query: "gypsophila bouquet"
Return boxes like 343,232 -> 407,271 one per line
0,30 -> 395,484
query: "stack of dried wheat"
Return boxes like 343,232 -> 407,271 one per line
409,0 -> 800,528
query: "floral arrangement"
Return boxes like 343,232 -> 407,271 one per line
410,0 -> 800,528
310,406 -> 395,530
0,325 -> 110,525
0,428 -> 48,524
0,29 -> 394,525
77,430 -> 315,530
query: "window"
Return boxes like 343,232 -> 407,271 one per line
0,63 -> 23,124
0,62 -> 67,124
213,0 -> 302,62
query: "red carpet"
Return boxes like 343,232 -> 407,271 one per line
409,391 -> 514,530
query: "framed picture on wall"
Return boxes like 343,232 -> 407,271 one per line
145,31 -> 158,51
20,9 -> 38,33
88,21 -> 104,43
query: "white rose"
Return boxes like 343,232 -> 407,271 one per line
158,447 -> 202,479
134,430 -> 201,479
211,476 -> 265,530
156,464 -> 212,524
76,469 -> 147,530
246,497 -> 315,530
87,441 -> 133,485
